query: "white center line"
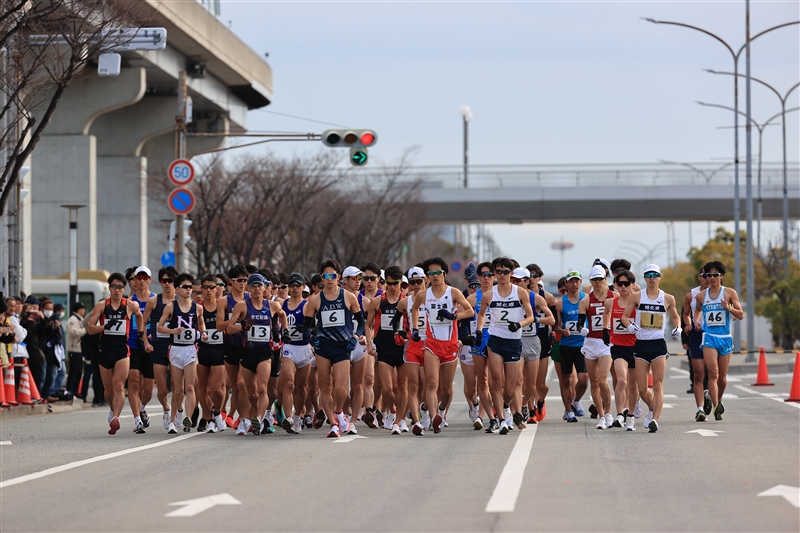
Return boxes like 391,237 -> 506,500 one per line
0,433 -> 201,489
485,425 -> 538,513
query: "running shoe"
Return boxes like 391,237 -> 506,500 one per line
108,409 -> 114,423
648,419 -> 659,433
214,413 -> 226,432
438,407 -> 448,427
133,420 -> 145,434
391,423 -> 401,435
348,419 -> 359,435
499,420 -> 509,435
336,412 -> 350,434
304,415 -> 313,429
474,416 -> 484,430
375,410 -> 384,428
566,411 -> 578,423
197,418 -> 208,433
604,413 -> 614,428
626,417 -> 635,431
168,422 -> 178,434
313,409 -> 326,429
714,402 -> 724,421
596,418 -> 607,430
365,409 -> 377,429
513,412 -> 527,430
644,410 -> 654,428
486,418 -> 499,433
399,420 -> 409,433
182,416 -> 192,433
327,425 -> 340,438
572,400 -> 585,417
273,400 -> 285,425
175,411 -> 185,430
432,413 -> 444,434
695,410 -> 707,422
206,421 -> 217,433
263,417 -> 275,434
250,416 -> 262,436
412,421 -> 424,436
242,418 -> 252,433
226,416 -> 235,428
293,417 -> 303,434
191,406 -> 200,428
521,405 -> 529,420
469,402 -> 480,423
108,416 -> 120,435
282,417 -> 295,434
562,410 -> 569,421
140,410 -> 150,428
420,409 -> 431,430
588,404 -> 598,419
503,406 -> 512,424
526,413 -> 537,425
236,421 -> 246,435
703,390 -> 713,415
537,402 -> 547,422
383,412 -> 394,431
633,401 -> 642,418
613,414 -> 624,428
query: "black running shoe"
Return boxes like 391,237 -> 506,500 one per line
282,417 -> 294,434
140,410 -> 150,428
703,391 -> 713,416
313,410 -> 326,429
251,416 -> 261,436
714,402 -> 724,421
197,418 -> 208,433
191,406 -> 200,428
485,418 -> 499,434
588,404 -> 598,419
375,410 -> 384,428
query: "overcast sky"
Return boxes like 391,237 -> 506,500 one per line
219,0 -> 798,277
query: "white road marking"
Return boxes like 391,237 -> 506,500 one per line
0,433 -> 201,489
686,429 -> 725,437
334,435 -> 367,443
664,394 -> 678,398
735,385 -> 759,395
166,493 -> 241,517
722,393 -> 738,398
671,367 -> 690,375
734,384 -> 800,409
0,441 -> 11,446
758,485 -> 800,508
485,425 -> 538,513
662,403 -> 674,409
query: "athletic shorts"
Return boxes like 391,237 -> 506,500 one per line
198,347 -> 224,367
560,345 -> 587,375
470,328 -> 489,358
551,343 -> 561,364
223,344 -> 245,367
282,343 -> 314,369
487,336 -> 522,364
169,345 -> 198,370
98,345 -> 129,370
241,346 -> 272,373
404,340 -> 425,365
150,343 -> 169,366
610,345 -> 635,369
271,349 -> 282,377
701,333 -> 733,356
537,331 -> 551,359
377,348 -> 405,368
521,335 -> 541,361
423,337 -> 458,364
129,348 -> 154,379
350,342 -> 367,364
459,344 -> 474,366
581,337 -> 611,360
688,329 -> 704,359
634,338 -> 669,364
315,337 -> 351,365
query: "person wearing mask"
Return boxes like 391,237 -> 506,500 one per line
40,299 -> 65,401
66,302 -> 87,396
19,297 -> 47,390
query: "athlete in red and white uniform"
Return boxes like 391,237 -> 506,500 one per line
604,269 -> 639,431
393,266 -> 427,434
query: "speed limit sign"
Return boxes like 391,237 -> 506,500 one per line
168,159 -> 195,186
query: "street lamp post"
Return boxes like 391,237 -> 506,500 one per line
460,105 -> 472,189
60,205 -> 85,306
643,16 -> 799,353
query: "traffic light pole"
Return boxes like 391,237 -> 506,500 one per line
175,70 -> 187,272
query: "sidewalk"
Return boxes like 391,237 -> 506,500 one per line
678,351 -> 797,375
0,396 -> 88,421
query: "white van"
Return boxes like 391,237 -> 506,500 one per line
31,270 -> 111,310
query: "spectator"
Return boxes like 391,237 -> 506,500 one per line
65,302 -> 87,396
3,297 -> 27,370
19,297 -> 46,390
80,311 -> 104,406
40,299 -> 65,401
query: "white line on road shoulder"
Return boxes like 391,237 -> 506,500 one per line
0,433 -> 201,489
734,384 -> 800,409
485,425 -> 538,513
0,441 -> 11,445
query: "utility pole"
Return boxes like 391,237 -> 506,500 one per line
175,70 -> 187,272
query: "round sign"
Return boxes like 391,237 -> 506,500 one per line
168,159 -> 195,186
160,251 -> 175,267
451,261 -> 462,273
168,188 -> 195,215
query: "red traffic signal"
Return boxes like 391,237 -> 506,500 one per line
321,129 -> 377,148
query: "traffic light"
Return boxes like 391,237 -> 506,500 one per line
350,147 -> 368,166
321,129 -> 377,148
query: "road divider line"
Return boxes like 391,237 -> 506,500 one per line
0,441 -> 11,445
485,426 -> 538,513
733,385 -> 800,409
0,433 -> 201,489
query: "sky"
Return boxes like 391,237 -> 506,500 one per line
217,0 -> 799,277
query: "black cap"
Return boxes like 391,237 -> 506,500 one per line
288,272 -> 305,285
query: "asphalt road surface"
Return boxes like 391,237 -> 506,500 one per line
2,356 -> 798,532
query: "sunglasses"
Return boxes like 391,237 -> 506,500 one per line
408,279 -> 423,285
289,282 -> 303,288
216,282 -> 226,287
321,273 -> 338,280
702,272 -> 721,278
363,276 -> 378,282
644,272 -> 661,279
479,271 -> 493,278
385,280 -> 401,286
277,285 -> 288,290
511,277 -> 526,282
616,280 -> 632,287
316,283 -> 324,289
109,283 -> 125,290
530,274 -> 541,278
176,284 -> 192,290
427,270 -> 444,276
249,283 -> 264,288
161,278 -> 174,284
590,278 -> 605,282
495,269 -> 512,276
135,274 -> 150,281
233,278 -> 248,284
201,285 -> 217,291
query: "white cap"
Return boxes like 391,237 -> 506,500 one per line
566,270 -> 582,281
589,265 -> 607,280
401,275 -> 408,284
511,267 -> 530,279
133,266 -> 151,278
380,269 -> 386,280
342,266 -> 362,278
303,285 -> 310,294
408,266 -> 425,279
593,257 -> 611,271
644,263 -> 662,275
538,280 -> 544,287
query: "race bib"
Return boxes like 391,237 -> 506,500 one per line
203,328 -> 223,345
705,310 -> 725,326
612,318 -> 631,335
417,313 -> 427,330
639,312 -> 664,330
380,312 -> 395,331
174,329 -> 197,344
247,325 -> 270,341
156,330 -> 170,339
564,320 -> 578,333
521,317 -> 536,336
321,309 -> 345,328
590,314 -> 604,331
104,320 -> 126,336
287,324 -> 304,342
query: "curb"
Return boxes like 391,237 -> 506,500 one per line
679,353 -> 796,375
0,397 -> 85,421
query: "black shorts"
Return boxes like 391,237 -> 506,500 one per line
224,344 -> 245,366
271,349 -> 281,377
98,345 -> 129,370
315,336 -> 351,365
241,346 -> 272,374
634,338 -> 669,364
610,345 -> 636,369
560,345 -> 587,374
150,343 -> 170,366
198,347 -> 224,367
129,348 -> 154,379
537,331 -> 551,359
688,330 -> 704,360
376,345 -> 405,368
487,336 -> 522,363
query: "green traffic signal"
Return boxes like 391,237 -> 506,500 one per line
350,148 -> 368,166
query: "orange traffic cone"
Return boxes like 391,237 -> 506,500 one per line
785,352 -> 800,403
27,365 -> 43,403
16,365 -> 33,405
752,347 -> 775,386
647,371 -> 653,388
3,365 -> 17,405
0,367 -> 7,407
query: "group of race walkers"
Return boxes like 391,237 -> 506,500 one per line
87,254 -> 743,438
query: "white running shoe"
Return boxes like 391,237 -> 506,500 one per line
633,401 -> 642,419
626,417 -> 636,431
327,425 -> 340,438
604,413 -> 614,428
399,419 -> 409,433
596,418 -> 607,430
175,411 -> 184,430
384,412 -> 396,430
243,418 -> 252,432
163,410 -> 171,430
167,422 -> 177,434
336,412 -> 351,434
644,410 -> 654,428
412,421 -> 424,436
293,417 -> 303,434
499,420 -> 509,435
474,417 -> 484,430
439,407 -> 448,427
468,402 -> 480,422
503,407 -> 512,424
236,420 -> 246,435
420,409 -> 431,430
108,409 -> 114,423
214,413 -> 225,431
206,421 -> 217,433
615,414 -> 625,428
391,423 -> 401,435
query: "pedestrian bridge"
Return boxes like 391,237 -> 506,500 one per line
358,162 -> 799,223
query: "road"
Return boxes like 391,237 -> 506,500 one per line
1,356 -> 798,532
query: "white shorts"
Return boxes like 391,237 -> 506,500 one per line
282,343 -> 314,369
581,337 -> 611,361
522,335 -> 541,361
459,345 -> 474,366
350,342 -> 367,364
168,345 -> 198,370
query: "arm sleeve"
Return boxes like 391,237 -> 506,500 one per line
577,314 -> 587,329
353,311 -> 365,337
302,315 -> 317,339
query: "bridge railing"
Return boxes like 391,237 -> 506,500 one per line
350,162 -> 798,190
